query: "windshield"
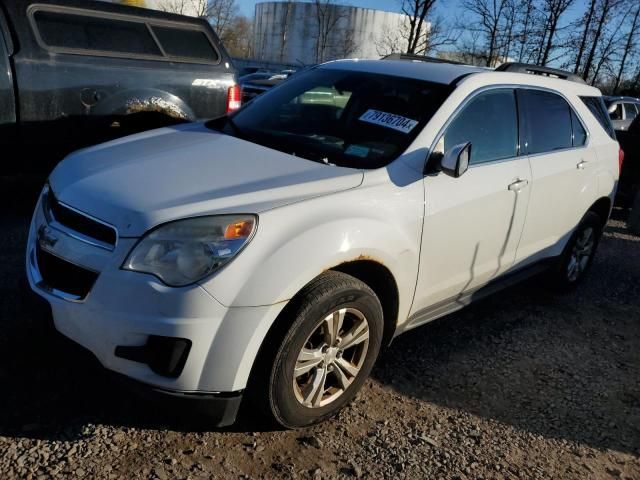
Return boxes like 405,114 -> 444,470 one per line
207,68 -> 452,169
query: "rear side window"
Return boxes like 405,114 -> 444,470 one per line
624,103 -> 638,120
521,90 -> 572,154
436,89 -> 518,165
580,96 -> 617,139
33,10 -> 161,56
151,26 -> 218,62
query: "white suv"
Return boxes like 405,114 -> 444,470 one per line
27,59 -> 620,428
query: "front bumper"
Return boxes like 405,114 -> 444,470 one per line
25,189 -> 285,404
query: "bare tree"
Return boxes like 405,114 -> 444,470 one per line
581,0 -> 625,80
462,0 -> 510,66
312,0 -> 346,63
515,0 -> 537,62
537,0 -> 574,66
613,2 -> 640,92
157,0 -> 190,15
499,0 -> 518,62
222,15 -> 253,58
572,0 -> 597,73
375,22 -> 409,56
401,0 -> 436,54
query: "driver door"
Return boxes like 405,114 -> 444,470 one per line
411,88 -> 532,314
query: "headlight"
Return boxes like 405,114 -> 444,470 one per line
123,215 -> 256,287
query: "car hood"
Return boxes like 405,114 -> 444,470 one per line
49,122 -> 363,237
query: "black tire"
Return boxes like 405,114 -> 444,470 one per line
549,211 -> 603,291
250,271 -> 383,429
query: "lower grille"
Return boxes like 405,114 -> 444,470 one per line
36,244 -> 98,299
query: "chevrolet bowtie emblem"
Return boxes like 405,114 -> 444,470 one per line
38,225 -> 58,249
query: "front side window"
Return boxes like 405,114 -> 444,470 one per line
521,89 -> 572,154
34,10 -> 161,56
433,89 -> 518,165
207,69 -> 452,169
624,103 -> 638,120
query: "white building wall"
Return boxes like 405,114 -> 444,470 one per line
253,2 -> 407,65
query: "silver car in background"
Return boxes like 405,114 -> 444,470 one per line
604,96 -> 640,131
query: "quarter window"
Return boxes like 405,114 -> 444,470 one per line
521,90 -> 572,154
580,96 -> 616,139
435,89 -> 518,165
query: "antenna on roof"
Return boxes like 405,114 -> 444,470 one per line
495,62 -> 586,84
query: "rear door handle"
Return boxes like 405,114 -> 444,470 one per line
508,179 -> 529,192
577,160 -> 588,169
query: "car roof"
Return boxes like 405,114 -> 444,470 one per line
603,96 -> 640,103
321,59 -> 486,85
320,59 -> 602,96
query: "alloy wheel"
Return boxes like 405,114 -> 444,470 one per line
567,226 -> 595,282
293,308 -> 369,408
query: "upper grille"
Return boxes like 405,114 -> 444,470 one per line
36,244 -> 98,299
45,188 -> 117,247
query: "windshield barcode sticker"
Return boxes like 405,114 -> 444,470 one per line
359,109 -> 418,134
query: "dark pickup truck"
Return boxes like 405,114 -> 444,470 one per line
0,0 -> 238,174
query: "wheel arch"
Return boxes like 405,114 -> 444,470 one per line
587,196 -> 612,229
241,259 -> 401,412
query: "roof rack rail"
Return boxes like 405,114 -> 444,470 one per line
495,62 -> 586,84
382,53 -> 464,65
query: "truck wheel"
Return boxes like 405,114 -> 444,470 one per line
550,211 -> 603,291
256,271 -> 383,428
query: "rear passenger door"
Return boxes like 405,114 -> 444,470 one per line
515,89 -> 595,265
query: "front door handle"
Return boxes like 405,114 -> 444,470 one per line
577,160 -> 588,169
508,179 -> 529,192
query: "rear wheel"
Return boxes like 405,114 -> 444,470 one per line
550,211 -> 603,291
253,271 -> 383,428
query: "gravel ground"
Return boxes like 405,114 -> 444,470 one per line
0,210 -> 639,480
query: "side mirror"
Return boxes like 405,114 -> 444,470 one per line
440,142 -> 471,178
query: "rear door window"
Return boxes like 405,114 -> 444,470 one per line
151,26 -> 218,62
33,10 -> 161,56
521,89 -> 572,154
435,89 -> 518,165
570,110 -> 587,147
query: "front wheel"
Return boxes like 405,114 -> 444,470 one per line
255,271 -> 383,428
550,211 -> 603,291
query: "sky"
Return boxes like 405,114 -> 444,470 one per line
235,0 -> 589,26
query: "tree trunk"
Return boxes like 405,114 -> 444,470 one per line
573,0 -> 597,74
613,5 -> 640,93
582,0 -> 611,81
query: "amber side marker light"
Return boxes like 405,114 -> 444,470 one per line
224,220 -> 253,239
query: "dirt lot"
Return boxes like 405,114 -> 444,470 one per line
0,209 -> 639,480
